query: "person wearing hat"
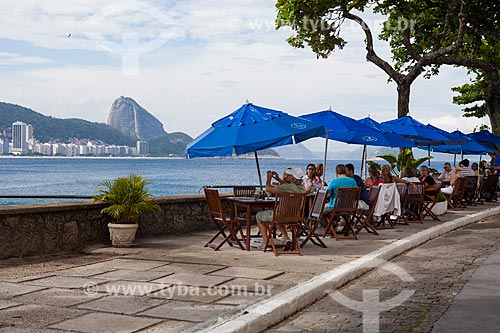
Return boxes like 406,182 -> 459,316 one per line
254,168 -> 306,249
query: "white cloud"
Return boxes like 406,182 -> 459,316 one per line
0,0 -> 486,154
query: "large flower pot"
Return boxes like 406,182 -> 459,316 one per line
431,201 -> 448,216
108,223 -> 139,247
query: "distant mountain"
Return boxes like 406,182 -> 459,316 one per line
272,143 -> 321,160
148,132 -> 193,156
0,102 -> 135,145
108,96 -> 166,139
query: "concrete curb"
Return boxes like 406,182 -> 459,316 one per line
198,205 -> 500,333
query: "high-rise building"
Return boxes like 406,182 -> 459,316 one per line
11,121 -> 29,155
137,140 -> 149,155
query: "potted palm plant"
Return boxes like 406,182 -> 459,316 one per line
94,174 -> 159,247
431,192 -> 448,216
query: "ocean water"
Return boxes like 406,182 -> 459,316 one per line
0,157 -> 448,206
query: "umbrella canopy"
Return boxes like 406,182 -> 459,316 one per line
430,130 -> 491,155
185,103 -> 325,188
467,130 -> 500,151
300,111 -> 413,147
380,116 -> 452,145
185,103 -> 325,158
357,117 -> 414,148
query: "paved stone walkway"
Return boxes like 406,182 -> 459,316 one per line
266,214 -> 500,332
0,202 -> 498,332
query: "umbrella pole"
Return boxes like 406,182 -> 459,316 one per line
428,144 -> 431,166
255,151 -> 263,191
461,150 -> 464,161
454,154 -> 457,166
361,144 -> 367,179
323,131 -> 329,186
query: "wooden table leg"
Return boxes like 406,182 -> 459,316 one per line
246,204 -> 251,251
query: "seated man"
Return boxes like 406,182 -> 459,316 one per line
459,159 -> 475,177
317,164 -> 357,232
255,168 -> 305,248
345,163 -> 370,210
438,162 -> 453,180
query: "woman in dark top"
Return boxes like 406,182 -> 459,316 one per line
419,165 -> 437,201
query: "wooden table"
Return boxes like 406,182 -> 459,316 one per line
227,197 -> 275,251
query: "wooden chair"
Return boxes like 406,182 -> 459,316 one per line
481,174 -> 498,202
323,187 -> 361,240
444,177 -> 467,208
233,186 -> 257,197
395,183 -> 408,225
462,176 -> 479,206
404,183 -> 424,224
264,192 -> 307,256
300,190 -> 328,248
422,181 -> 442,221
356,186 -> 380,235
204,188 -> 245,251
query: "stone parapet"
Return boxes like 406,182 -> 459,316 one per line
0,194 -> 232,259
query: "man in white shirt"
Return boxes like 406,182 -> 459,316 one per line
438,163 -> 453,180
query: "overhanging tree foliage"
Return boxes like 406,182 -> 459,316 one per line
276,0 -> 467,118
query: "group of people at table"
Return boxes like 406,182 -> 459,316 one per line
252,153 -> 500,249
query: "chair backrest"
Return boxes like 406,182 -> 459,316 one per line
452,177 -> 467,195
272,192 -> 307,225
204,188 -> 226,222
309,189 -> 328,219
406,182 -> 424,204
396,183 -> 408,204
333,187 -> 361,214
464,176 -> 478,191
483,174 -> 499,192
233,186 -> 256,197
368,186 -> 380,208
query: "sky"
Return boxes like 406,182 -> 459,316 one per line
0,0 -> 491,152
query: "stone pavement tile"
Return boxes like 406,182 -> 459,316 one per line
92,269 -> 173,282
209,266 -> 283,280
136,319 -> 195,332
0,328 -> 62,333
150,262 -> 225,274
269,272 -> 316,283
148,285 -> 227,303
53,265 -> 116,277
22,276 -> 107,289
76,295 -> 164,315
97,280 -> 169,296
49,312 -> 161,333
137,301 -> 235,322
153,273 -> 232,288
215,292 -> 268,306
0,304 -> 87,329
2,273 -> 56,283
0,299 -> 22,310
85,259 -> 169,271
13,288 -> 103,307
0,281 -> 46,299
216,278 -> 293,296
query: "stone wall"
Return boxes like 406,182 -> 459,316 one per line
0,194 -> 231,259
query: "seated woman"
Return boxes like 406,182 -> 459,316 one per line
365,165 -> 383,189
401,167 -> 420,183
304,164 -> 321,194
381,165 -> 408,184
441,166 -> 463,194
419,166 -> 437,201
315,163 -> 327,186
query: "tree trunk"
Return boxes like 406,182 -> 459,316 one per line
487,91 -> 500,135
397,82 -> 411,118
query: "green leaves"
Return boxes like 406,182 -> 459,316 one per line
376,148 -> 432,177
94,174 -> 159,223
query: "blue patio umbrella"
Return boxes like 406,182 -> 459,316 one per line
467,130 -> 500,151
300,111 -> 413,147
428,130 -> 490,155
300,110 -> 413,178
185,102 -> 325,187
380,116 -> 452,144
